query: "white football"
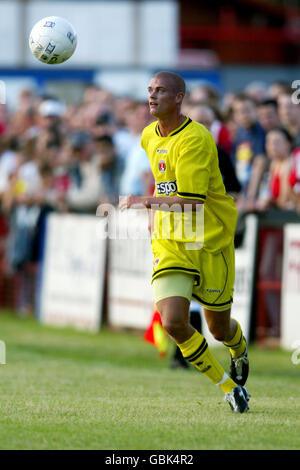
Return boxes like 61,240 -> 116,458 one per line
29,16 -> 77,65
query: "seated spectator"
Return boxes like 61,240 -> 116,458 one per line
221,92 -> 236,114
232,93 -> 267,209
119,102 -> 154,196
277,92 -> 300,149
245,81 -> 268,104
94,135 -> 122,204
112,99 -> 146,166
210,119 -> 232,155
222,106 -> 239,147
257,99 -> 281,132
288,147 -> 300,213
70,84 -> 110,131
257,128 -> 294,211
13,137 -> 41,204
188,84 -> 232,153
267,81 -> 291,100
65,130 -> 103,213
189,83 -> 220,109
0,136 -> 20,199
9,89 -> 37,136
113,96 -> 135,129
0,103 -> 8,135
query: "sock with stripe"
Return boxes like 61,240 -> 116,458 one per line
223,320 -> 246,358
178,330 -> 236,394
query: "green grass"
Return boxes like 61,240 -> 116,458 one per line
0,310 -> 299,450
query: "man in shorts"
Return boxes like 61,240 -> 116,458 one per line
119,71 -> 250,413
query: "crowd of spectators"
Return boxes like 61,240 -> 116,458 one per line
182,80 -> 300,214
0,78 -> 300,315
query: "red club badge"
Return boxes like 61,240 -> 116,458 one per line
158,160 -> 166,173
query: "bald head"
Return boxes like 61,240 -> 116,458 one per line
148,71 -> 186,119
153,71 -> 186,96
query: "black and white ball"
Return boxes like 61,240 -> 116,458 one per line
29,16 -> 77,65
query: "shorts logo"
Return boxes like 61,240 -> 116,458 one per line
206,289 -> 221,293
158,160 -> 166,173
156,180 -> 177,196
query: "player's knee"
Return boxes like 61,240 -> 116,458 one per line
162,317 -> 186,338
209,327 -> 227,342
213,332 -> 227,342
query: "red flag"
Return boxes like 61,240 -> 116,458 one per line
144,307 -> 168,357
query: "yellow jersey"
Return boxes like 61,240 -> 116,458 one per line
141,116 -> 238,282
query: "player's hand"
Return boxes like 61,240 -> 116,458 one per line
119,195 -> 138,211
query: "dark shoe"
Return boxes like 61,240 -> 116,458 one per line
229,340 -> 249,386
224,385 -> 250,413
169,357 -> 190,369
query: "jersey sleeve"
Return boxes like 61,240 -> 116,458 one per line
176,131 -> 214,201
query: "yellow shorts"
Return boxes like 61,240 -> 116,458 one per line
152,243 -> 235,312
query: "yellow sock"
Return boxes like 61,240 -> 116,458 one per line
178,330 -> 236,393
223,320 -> 246,358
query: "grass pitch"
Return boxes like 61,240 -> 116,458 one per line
0,311 -> 299,450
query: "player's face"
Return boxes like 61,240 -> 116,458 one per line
147,77 -> 179,118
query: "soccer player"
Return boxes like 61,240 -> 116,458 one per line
119,71 -> 250,413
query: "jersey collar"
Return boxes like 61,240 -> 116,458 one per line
155,116 -> 192,137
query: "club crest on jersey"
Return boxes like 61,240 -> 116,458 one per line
158,160 -> 166,173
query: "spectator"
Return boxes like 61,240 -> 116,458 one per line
232,93 -> 267,209
65,130 -> 103,212
9,89 -> 37,136
245,81 -> 268,104
223,106 -> 239,147
288,147 -> 300,213
94,135 -> 122,204
112,98 -> 142,165
119,102 -> 154,196
257,99 -> 281,132
1,136 -> 41,315
208,109 -> 232,156
0,136 -> 20,198
0,104 -> 8,135
92,112 -> 116,139
277,92 -> 300,148
113,96 -> 134,128
188,84 -> 232,153
257,128 -> 294,211
267,80 -> 291,100
221,92 -> 236,114
71,84 -> 108,131
189,83 -> 220,110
